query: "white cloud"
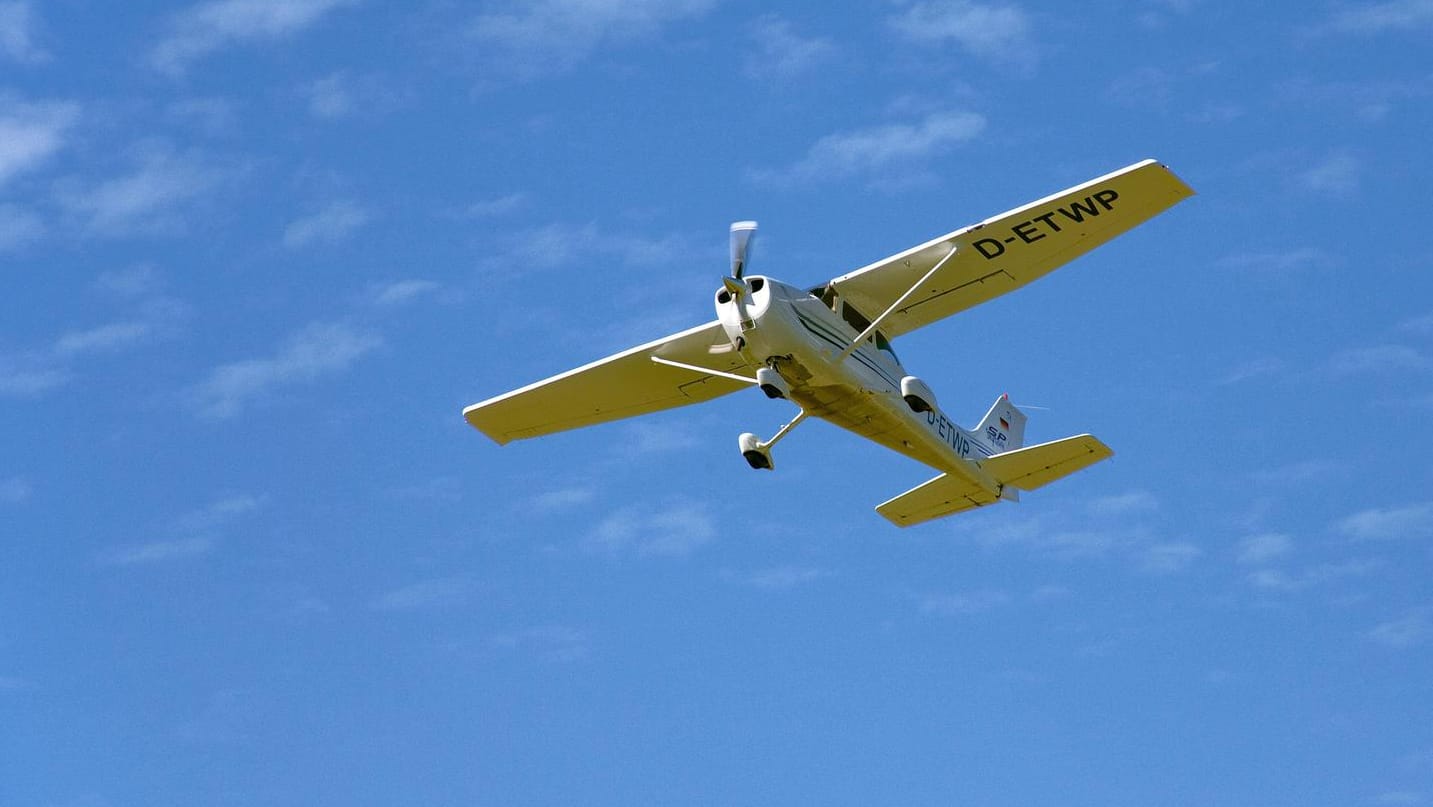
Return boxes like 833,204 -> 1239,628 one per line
1237,532 -> 1292,565
744,15 -> 834,80
888,0 -> 1035,68
1370,607 -> 1433,649
188,321 -> 382,419
470,0 -> 715,81
585,499 -> 715,557
1337,503 -> 1433,541
0,98 -> 78,188
1323,0 -> 1433,34
0,1 -> 47,63
750,110 -> 986,188
282,200 -> 370,248
60,146 -> 230,236
151,0 -> 360,75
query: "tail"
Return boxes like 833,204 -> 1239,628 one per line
974,394 -> 1027,455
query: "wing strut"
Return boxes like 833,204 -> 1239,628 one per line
650,356 -> 759,385
836,243 -> 959,361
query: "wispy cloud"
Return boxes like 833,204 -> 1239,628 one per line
0,97 -> 78,188
0,203 -> 43,251
482,222 -> 694,274
187,321 -> 381,419
370,577 -> 472,612
469,0 -> 715,82
367,279 -> 440,307
1329,344 -> 1430,376
58,145 -> 232,236
920,589 -> 1010,615
1218,356 -> 1285,386
726,565 -> 832,590
465,192 -> 530,218
1298,152 -> 1361,193
530,486 -> 596,511
1237,532 -> 1293,565
490,625 -> 589,662
743,15 -> 834,80
1321,0 -> 1433,35
0,1 -> 47,64
888,1 -> 1035,69
1247,558 -> 1380,592
0,475 -> 31,504
1087,491 -> 1159,517
151,0 -> 360,75
1218,247 -> 1337,276
1337,503 -> 1433,541
0,280 -> 188,398
749,110 -> 986,189
1370,606 -> 1433,649
584,499 -> 715,557
282,200 -> 370,248
301,71 -> 399,120
99,494 -> 263,566
1139,542 -> 1202,574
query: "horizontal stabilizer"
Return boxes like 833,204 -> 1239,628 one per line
981,434 -> 1113,491
875,473 -> 1000,528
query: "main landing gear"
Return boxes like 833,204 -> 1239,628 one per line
738,410 -> 807,471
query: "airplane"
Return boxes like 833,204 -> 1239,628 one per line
464,159 -> 1194,526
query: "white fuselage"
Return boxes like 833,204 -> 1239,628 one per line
716,276 -> 1000,493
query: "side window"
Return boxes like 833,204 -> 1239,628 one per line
875,331 -> 900,363
841,302 -> 872,337
819,285 -> 838,311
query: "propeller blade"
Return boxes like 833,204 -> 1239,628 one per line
729,220 -> 757,279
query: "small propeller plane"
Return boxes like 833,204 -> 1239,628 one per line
464,159 -> 1194,526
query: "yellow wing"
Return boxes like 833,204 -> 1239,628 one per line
463,321 -> 750,444
828,159 -> 1195,337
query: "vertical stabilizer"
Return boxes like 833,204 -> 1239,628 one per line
975,394 -> 1027,455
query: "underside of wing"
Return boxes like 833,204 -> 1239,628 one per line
828,159 -> 1195,338
463,321 -> 750,444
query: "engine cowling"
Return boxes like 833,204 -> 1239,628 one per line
900,375 -> 937,413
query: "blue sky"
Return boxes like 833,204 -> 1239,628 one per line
3,1 -> 1433,804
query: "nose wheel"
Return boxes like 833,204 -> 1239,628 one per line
737,410 -> 807,471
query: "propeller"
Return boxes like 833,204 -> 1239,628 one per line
724,220 -> 758,297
